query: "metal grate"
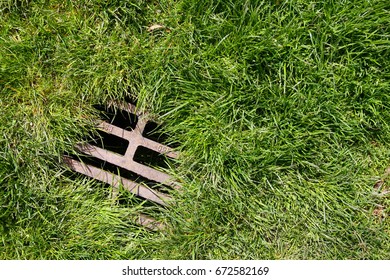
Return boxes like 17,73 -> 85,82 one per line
64,101 -> 179,230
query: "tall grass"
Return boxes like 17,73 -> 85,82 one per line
1,0 -> 389,259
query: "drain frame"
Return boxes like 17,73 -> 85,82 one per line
64,101 -> 180,229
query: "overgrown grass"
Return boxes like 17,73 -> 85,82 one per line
1,0 -> 389,259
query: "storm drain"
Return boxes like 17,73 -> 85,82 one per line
64,101 -> 179,230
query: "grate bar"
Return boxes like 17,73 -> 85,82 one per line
77,143 -> 176,187
64,157 -> 170,206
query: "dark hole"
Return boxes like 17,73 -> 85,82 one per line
133,146 -> 172,169
93,104 -> 138,131
88,130 -> 129,155
143,121 -> 179,148
143,121 -> 165,142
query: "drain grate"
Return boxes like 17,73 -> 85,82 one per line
64,101 -> 179,230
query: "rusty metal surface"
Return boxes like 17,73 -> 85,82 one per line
64,101 -> 179,229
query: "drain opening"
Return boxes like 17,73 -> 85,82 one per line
133,145 -> 171,169
89,130 -> 129,156
143,121 -> 180,148
94,104 -> 138,131
143,122 -> 166,143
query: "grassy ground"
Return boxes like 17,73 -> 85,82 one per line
1,0 -> 389,259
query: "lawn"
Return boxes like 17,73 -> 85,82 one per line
0,0 -> 389,259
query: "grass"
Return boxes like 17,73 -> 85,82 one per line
1,0 -> 389,259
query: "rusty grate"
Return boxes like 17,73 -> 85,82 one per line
64,101 -> 179,230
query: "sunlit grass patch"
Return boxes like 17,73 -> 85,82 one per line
1,0 -> 389,259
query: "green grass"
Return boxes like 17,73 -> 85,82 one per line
1,0 -> 389,259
